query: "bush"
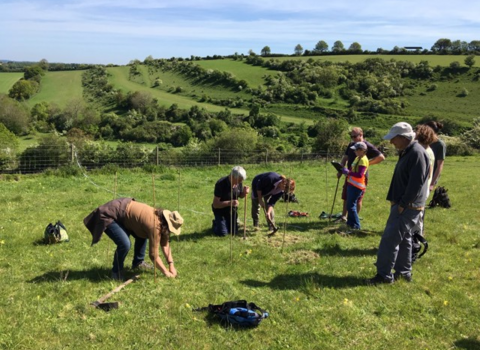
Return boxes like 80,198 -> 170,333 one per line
442,136 -> 475,156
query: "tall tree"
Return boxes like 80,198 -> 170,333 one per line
261,46 -> 271,56
294,44 -> 304,56
468,40 -> 480,52
332,40 -> 345,53
348,42 -> 362,53
313,40 -> 329,53
431,38 -> 452,53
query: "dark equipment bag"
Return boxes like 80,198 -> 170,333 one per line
194,300 -> 268,327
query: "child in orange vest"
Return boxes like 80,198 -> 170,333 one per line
341,142 -> 369,231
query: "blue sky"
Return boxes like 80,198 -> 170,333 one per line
2,0 -> 480,65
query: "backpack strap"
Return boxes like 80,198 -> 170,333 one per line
413,233 -> 428,259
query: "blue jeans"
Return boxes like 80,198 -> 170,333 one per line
212,209 -> 238,236
104,221 -> 147,273
346,185 -> 364,229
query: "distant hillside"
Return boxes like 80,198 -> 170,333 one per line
2,54 -> 478,130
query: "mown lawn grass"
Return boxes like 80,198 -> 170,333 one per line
1,156 -> 479,349
26,70 -> 84,108
0,72 -> 24,94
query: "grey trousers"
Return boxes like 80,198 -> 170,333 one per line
376,204 -> 422,280
251,197 -> 275,226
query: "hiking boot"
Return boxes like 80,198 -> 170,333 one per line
111,271 -> 125,281
394,272 -> 412,282
132,261 -> 153,270
366,274 -> 394,286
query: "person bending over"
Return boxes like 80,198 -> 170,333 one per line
251,172 -> 295,230
84,198 -> 183,280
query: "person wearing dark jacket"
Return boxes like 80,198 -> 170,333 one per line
212,166 -> 250,236
84,198 -> 183,280
251,172 -> 295,229
367,122 -> 430,285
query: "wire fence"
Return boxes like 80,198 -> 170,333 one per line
1,144 -> 344,174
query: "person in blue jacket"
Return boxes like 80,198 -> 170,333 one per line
251,172 -> 295,230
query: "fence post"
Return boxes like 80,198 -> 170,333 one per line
156,146 -> 159,166
265,150 -> 268,165
218,148 -> 221,166
70,144 -> 74,164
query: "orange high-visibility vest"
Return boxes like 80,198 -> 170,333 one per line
347,156 -> 369,190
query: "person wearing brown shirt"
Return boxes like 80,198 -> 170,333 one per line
84,198 -> 183,280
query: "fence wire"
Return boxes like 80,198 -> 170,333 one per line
1,144 -> 343,174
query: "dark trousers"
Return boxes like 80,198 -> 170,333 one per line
212,209 -> 238,236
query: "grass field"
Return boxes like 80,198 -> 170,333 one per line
273,54 -> 480,67
107,66 -> 313,125
1,156 -> 479,349
404,76 -> 480,125
196,59 -> 276,87
0,72 -> 23,94
26,71 -> 84,108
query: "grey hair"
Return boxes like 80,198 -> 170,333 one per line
231,166 -> 246,180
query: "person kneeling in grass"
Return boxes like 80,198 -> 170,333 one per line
84,198 -> 183,280
341,141 -> 369,232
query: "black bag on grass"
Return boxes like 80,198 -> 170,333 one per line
194,300 -> 268,327
44,221 -> 69,244
429,186 -> 451,208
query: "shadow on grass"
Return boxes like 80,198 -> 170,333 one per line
241,272 -> 365,290
29,267 -> 117,283
454,338 -> 480,350
315,245 -> 377,257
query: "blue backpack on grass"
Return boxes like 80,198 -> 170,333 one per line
195,300 -> 268,327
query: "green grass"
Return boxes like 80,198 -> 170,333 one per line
1,157 -> 479,349
26,71 -> 84,108
404,74 -> 480,124
0,72 -> 23,94
107,66 -> 312,125
107,66 -> 248,114
196,59 -> 276,87
272,54 -> 480,67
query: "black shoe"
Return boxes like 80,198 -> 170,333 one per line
394,272 -> 412,282
366,274 -> 394,286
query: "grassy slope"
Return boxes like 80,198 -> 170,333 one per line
108,66 -> 248,114
0,157 -> 479,349
26,70 -> 84,108
0,72 -> 24,93
107,66 -> 313,125
404,73 -> 480,124
196,59 -> 277,87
